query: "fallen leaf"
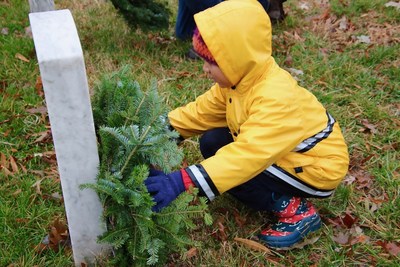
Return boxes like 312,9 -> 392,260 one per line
342,212 -> 358,228
343,174 -> 356,185
32,130 -> 52,144
15,218 -> 29,224
332,231 -> 350,245
51,192 -> 63,200
185,247 -> 198,259
35,76 -> 44,97
0,153 -> 8,168
385,1 -> 400,9
299,2 -> 310,10
360,119 -> 378,134
12,189 -> 22,196
349,234 -> 370,245
26,106 -> 47,115
15,53 -> 30,63
232,208 -> 246,227
234,237 -> 272,254
1,166 -> 12,177
376,241 -> 400,256
1,27 -> 8,35
338,16 -> 348,30
31,179 -> 44,195
25,26 -> 32,38
9,156 -> 19,173
287,67 -> 304,76
217,221 -> 228,241
19,163 -> 27,174
386,242 -> 400,256
35,218 -> 69,254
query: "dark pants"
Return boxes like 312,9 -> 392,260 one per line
199,128 -> 309,211
176,0 -> 270,40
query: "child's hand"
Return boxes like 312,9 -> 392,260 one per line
144,169 -> 185,212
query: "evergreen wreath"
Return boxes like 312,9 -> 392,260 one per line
82,66 -> 212,266
110,0 -> 170,31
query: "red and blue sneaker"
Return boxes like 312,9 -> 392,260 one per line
258,196 -> 321,249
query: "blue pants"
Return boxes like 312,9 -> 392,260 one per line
176,0 -> 270,40
199,128 -> 315,211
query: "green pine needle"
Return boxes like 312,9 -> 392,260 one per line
82,66 -> 212,265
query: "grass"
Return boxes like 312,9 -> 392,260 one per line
1,0 -> 399,266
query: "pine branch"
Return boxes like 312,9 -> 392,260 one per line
86,66 -> 212,265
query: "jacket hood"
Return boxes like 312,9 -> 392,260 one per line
194,0 -> 273,90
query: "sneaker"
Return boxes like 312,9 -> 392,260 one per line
258,196 -> 321,248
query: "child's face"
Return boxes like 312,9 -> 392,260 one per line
203,61 -> 232,88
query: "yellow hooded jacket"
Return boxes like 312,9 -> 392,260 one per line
168,0 -> 349,200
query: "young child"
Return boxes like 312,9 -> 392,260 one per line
145,0 -> 349,249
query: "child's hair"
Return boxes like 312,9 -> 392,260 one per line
192,27 -> 217,65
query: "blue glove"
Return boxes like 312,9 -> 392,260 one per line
144,169 -> 185,212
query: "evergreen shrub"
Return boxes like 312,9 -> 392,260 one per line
83,66 -> 212,266
109,0 -> 170,30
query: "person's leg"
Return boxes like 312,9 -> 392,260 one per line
257,0 -> 270,12
184,0 -> 223,13
175,0 -> 196,40
228,171 -> 322,248
199,129 -> 322,248
175,0 -> 223,41
199,127 -> 233,159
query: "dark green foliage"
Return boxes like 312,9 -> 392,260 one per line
84,66 -> 212,266
110,0 -> 170,31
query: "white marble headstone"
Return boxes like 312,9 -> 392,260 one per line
29,10 -> 110,266
29,0 -> 54,13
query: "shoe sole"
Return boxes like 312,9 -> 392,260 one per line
258,214 -> 322,249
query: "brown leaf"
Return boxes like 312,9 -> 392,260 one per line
12,189 -> 22,196
31,179 -> 43,195
9,156 -> 19,173
32,130 -> 52,144
26,106 -> 47,115
360,119 -> 378,134
217,221 -> 228,241
34,243 -> 48,254
185,247 -> 198,259
49,226 -> 63,245
386,242 -> 400,256
15,218 -> 29,224
2,166 -> 12,177
332,231 -> 350,245
232,208 -> 246,227
342,212 -> 358,229
348,168 -> 374,190
15,53 -> 30,63
36,218 -> 69,254
376,241 -> 400,256
0,152 -> 8,169
349,234 -> 370,245
19,163 -> 27,174
211,216 -> 228,241
35,76 -> 44,97
234,237 -> 272,254
1,27 -> 9,35
343,174 -> 356,185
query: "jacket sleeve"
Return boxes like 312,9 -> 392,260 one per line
168,84 -> 228,138
184,83 -> 308,199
